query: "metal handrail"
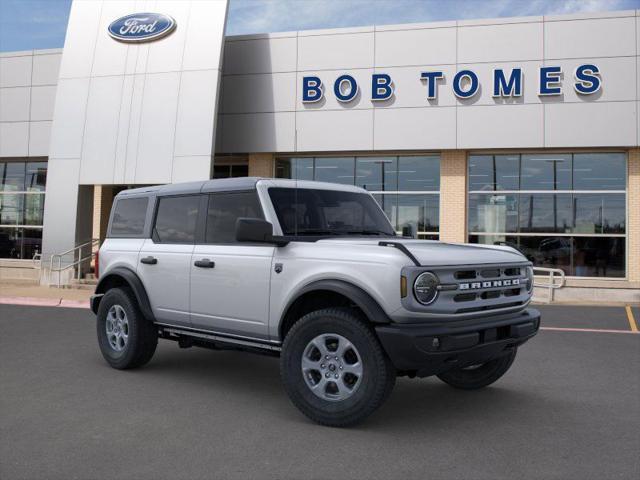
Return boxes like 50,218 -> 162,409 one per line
533,267 -> 566,303
48,238 -> 100,288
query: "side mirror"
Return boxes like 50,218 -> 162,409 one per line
235,218 -> 289,246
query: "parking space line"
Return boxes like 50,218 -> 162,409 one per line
625,306 -> 638,332
541,326 -> 639,335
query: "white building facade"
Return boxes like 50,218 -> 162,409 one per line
0,1 -> 638,301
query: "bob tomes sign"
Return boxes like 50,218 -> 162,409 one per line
108,13 -> 176,43
302,64 -> 601,103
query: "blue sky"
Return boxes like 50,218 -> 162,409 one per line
1,0 -> 639,52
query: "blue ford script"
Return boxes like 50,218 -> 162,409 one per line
108,13 -> 176,43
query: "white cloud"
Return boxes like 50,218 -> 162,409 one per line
226,0 -> 638,35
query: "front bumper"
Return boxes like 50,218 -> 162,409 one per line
375,308 -> 540,377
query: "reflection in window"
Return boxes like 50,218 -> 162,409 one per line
520,154 -> 571,190
154,195 -> 200,244
356,157 -> 397,191
398,156 -> 440,191
314,157 -> 355,185
468,153 -> 627,278
519,194 -> 572,233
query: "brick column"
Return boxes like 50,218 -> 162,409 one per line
439,150 -> 467,243
92,185 -> 114,244
628,148 -> 639,282
248,153 -> 275,177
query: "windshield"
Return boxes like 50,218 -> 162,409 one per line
268,187 -> 396,237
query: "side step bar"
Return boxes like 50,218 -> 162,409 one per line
157,323 -> 282,353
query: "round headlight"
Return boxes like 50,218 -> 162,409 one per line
414,271 -> 440,305
525,266 -> 534,293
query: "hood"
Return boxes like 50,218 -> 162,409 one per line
316,238 -> 527,266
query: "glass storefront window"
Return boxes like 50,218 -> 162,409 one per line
314,157 -> 355,185
0,161 -> 47,259
356,157 -> 397,191
519,193 -> 572,233
572,153 -> 626,190
468,153 -> 627,278
468,154 -> 519,191
398,156 -> 440,191
520,154 -> 572,190
468,194 -> 518,233
276,155 -> 441,238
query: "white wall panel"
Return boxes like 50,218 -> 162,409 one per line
221,112 -> 295,152
171,155 -> 212,182
146,1 -> 190,73
124,75 -> 145,183
91,0 -> 133,77
298,32 -> 374,71
458,104 -> 544,149
375,27 -> 456,67
223,37 -> 297,75
48,78 -> 90,158
174,69 -> 220,157
296,110 -> 373,151
223,72 -> 296,114
30,86 -> 57,121
545,17 -> 636,59
58,0 -> 101,79
28,121 -> 52,156
32,53 -> 62,85
0,87 -> 30,121
135,72 -> 180,183
80,76 -> 123,183
545,102 -> 637,147
458,22 -> 543,62
296,69 -> 373,111
0,56 -> 32,87
374,106 -> 456,150
182,0 -> 228,71
0,122 -> 29,157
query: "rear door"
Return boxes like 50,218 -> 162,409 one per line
137,194 -> 202,326
189,191 -> 274,340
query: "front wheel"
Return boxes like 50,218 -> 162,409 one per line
436,348 -> 517,390
280,308 -> 396,427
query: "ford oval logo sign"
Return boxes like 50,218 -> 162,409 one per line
108,13 -> 176,43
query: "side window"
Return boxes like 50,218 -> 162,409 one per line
205,192 -> 263,244
153,195 -> 200,244
110,197 -> 148,236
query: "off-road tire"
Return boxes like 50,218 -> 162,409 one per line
436,348 -> 517,390
280,308 -> 396,427
96,287 -> 158,369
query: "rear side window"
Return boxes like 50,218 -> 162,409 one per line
153,195 -> 200,244
205,192 -> 263,244
110,197 -> 148,236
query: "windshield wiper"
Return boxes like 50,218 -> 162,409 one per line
345,230 -> 395,236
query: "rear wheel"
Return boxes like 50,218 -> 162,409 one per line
96,287 -> 157,369
280,308 -> 395,427
436,348 -> 517,390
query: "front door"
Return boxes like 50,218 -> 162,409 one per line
137,194 -> 201,326
189,191 -> 274,340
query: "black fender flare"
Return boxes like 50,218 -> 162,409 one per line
93,267 -> 155,321
281,279 -> 391,328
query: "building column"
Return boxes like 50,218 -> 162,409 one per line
248,153 -> 275,177
628,148 -> 639,283
439,150 -> 467,243
92,185 -> 114,244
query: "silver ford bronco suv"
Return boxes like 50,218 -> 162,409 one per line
91,177 -> 539,426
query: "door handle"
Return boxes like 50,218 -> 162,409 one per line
194,259 -> 215,269
140,256 -> 157,265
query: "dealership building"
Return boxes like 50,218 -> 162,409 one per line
0,0 -> 638,302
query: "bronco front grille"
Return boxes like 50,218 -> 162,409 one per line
402,262 -> 531,316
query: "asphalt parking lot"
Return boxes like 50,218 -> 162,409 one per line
1,304 -> 638,480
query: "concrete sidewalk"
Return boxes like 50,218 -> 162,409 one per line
0,281 -> 91,308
